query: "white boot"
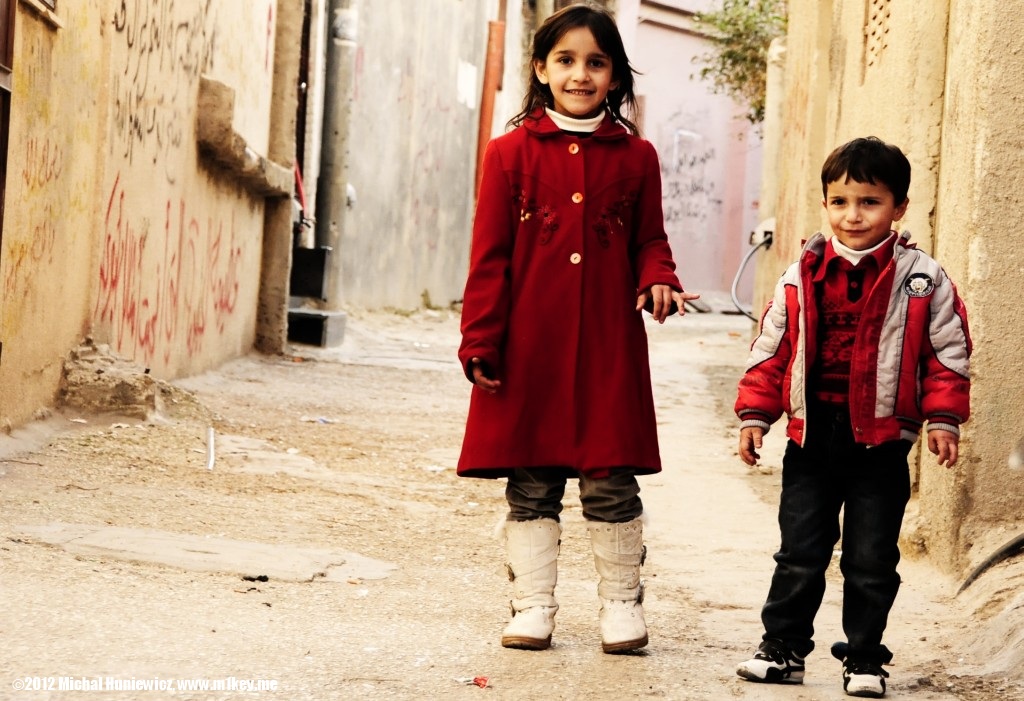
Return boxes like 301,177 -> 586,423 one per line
499,518 -> 561,650
587,517 -> 648,653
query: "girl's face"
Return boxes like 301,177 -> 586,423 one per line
823,176 -> 908,250
534,26 -> 618,119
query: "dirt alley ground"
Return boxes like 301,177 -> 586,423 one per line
2,305 -> 1023,701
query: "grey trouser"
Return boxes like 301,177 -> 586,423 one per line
505,468 -> 643,523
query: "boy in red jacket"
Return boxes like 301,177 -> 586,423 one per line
734,137 -> 971,698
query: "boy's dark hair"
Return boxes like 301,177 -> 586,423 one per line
508,3 -> 640,135
821,136 -> 911,205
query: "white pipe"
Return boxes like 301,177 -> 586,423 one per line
206,427 -> 216,471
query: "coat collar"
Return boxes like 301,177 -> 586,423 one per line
522,108 -> 628,141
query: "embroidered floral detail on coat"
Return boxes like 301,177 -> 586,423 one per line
537,205 -> 559,244
513,189 -> 559,245
593,190 -> 638,248
513,189 -> 537,224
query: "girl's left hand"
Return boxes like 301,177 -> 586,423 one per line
469,357 -> 501,394
637,285 -> 702,323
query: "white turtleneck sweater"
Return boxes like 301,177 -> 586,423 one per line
545,108 -> 604,133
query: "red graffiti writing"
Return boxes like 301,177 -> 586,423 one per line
3,207 -> 58,301
94,174 -> 244,365
23,137 -> 64,191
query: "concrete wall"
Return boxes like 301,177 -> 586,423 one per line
0,1 -> 287,428
755,0 -> 1024,571
339,0 -> 496,310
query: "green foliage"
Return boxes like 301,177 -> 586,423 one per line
693,0 -> 787,125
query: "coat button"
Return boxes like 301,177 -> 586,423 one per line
568,143 -> 580,154
571,192 -> 583,204
570,252 -> 582,264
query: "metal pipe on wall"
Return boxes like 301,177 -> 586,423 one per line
315,0 -> 359,310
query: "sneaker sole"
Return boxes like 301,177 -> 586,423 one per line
602,634 -> 649,654
501,635 -> 551,651
737,667 -> 805,684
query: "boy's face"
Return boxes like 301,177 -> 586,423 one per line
823,176 -> 908,250
534,26 -> 619,120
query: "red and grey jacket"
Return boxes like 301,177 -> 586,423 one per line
735,231 -> 972,446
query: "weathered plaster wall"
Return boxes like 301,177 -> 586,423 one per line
0,2 -> 109,427
824,1 -> 948,253
341,0 -> 494,310
752,0 -> 832,309
0,1 -> 285,427
936,0 -> 1024,570
757,0 -> 1024,572
93,0 -> 276,377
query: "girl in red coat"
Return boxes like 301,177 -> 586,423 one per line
457,3 -> 699,654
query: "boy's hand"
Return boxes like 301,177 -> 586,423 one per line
928,429 -> 959,468
739,426 -> 765,466
470,357 -> 501,394
636,285 -> 702,324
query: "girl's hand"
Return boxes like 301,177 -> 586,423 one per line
636,285 -> 702,323
928,429 -> 959,468
470,357 -> 501,394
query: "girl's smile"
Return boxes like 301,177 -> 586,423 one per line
534,26 -> 618,119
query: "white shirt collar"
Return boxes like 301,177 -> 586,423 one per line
831,233 -> 892,266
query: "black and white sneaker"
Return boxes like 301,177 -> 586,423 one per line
832,642 -> 891,698
736,639 -> 806,684
841,659 -> 889,697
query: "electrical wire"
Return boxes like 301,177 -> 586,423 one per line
731,237 -> 772,321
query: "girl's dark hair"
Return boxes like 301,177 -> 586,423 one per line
821,136 -> 911,204
508,3 -> 640,135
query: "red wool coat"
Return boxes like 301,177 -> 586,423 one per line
457,111 -> 682,479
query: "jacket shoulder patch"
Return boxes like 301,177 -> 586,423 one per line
904,273 -> 934,297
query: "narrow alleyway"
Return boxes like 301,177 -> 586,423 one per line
0,307 -> 1018,700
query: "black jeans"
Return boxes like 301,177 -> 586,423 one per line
761,405 -> 911,661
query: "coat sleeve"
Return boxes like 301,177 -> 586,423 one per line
735,274 -> 794,431
921,271 -> 972,433
631,141 -> 682,293
458,141 -> 514,381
